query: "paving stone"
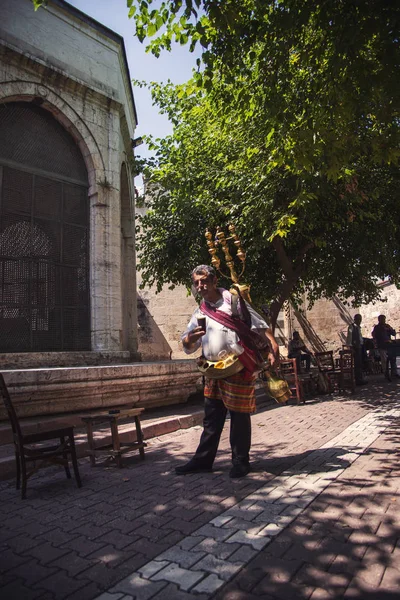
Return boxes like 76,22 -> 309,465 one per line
156,547 -> 206,569
191,554 -> 242,582
194,524 -> 233,542
7,558 -> 58,587
380,566 -> 400,591
110,573 -> 167,599
77,562 -> 141,590
86,544 -> 136,568
32,570 -> 88,599
176,535 -> 206,551
192,573 -> 225,595
0,578 -> 47,600
151,582 -> 209,599
48,551 -> 98,577
61,535 -> 108,557
68,523 -> 115,541
2,391 -> 400,600
95,593 -> 125,600
37,528 -> 80,547
192,537 -> 239,560
138,560 -> 170,579
96,531 -> 138,550
5,533 -> 41,554
227,544 -> 259,564
21,541 -> 70,565
151,562 -> 204,591
63,581 -> 103,600
0,547 -> 36,572
221,517 -> 266,534
225,529 -> 271,551
160,518 -> 198,535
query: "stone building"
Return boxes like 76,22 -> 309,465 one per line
0,0 -> 199,421
0,0 -> 139,365
291,280 -> 400,354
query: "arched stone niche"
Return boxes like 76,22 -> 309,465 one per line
0,83 -> 131,361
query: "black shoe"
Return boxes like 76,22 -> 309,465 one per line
385,373 -> 392,382
175,460 -> 213,475
229,463 -> 250,479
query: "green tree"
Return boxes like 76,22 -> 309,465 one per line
32,0 -> 400,326
134,1 -> 400,327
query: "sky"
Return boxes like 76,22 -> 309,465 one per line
67,0 -> 200,161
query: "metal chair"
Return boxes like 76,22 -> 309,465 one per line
0,373 -> 82,499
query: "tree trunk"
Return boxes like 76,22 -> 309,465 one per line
268,237 -> 314,333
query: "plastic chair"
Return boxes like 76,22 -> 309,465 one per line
0,373 -> 82,499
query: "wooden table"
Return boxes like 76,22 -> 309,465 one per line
81,408 -> 146,468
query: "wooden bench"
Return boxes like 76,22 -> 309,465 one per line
81,408 -> 146,468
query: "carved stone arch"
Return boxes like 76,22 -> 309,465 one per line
0,81 -> 105,193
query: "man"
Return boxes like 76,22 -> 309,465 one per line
287,331 -> 312,372
176,265 -> 279,479
346,314 -> 367,385
372,315 -> 399,381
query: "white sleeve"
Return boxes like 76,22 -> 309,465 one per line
181,308 -> 202,354
243,301 -> 268,330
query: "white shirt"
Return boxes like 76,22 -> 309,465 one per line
182,289 -> 268,361
346,323 -> 363,347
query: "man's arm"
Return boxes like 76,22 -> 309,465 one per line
263,328 -> 280,367
181,327 -> 204,353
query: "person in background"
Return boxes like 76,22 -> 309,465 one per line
346,314 -> 367,385
287,331 -> 312,372
176,265 -> 279,479
372,315 -> 399,381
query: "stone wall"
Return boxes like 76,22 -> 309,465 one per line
0,361 -> 201,421
136,282 -> 199,360
291,283 -> 400,353
0,0 -> 139,357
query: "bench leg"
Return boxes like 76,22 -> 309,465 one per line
69,433 -> 82,488
134,415 -> 145,460
85,421 -> 96,467
110,419 -> 122,468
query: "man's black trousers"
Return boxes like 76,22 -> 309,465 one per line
192,396 -> 251,468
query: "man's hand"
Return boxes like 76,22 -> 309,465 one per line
268,351 -> 279,368
182,326 -> 205,350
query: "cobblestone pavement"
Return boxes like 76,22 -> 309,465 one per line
1,379 -> 399,600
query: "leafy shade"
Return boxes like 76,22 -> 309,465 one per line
136,73 -> 400,326
132,4 -> 399,326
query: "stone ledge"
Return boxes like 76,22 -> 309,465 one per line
0,360 -> 201,420
0,351 -> 135,369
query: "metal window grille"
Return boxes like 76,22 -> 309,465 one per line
0,102 -> 90,352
